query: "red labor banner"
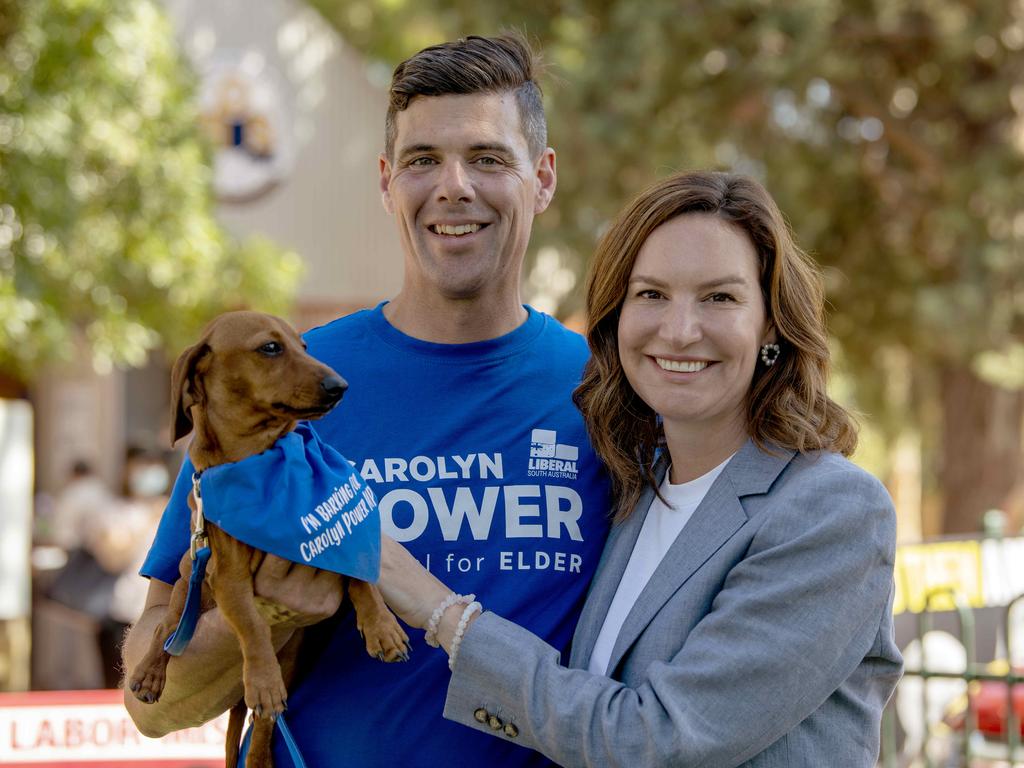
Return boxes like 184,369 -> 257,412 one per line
0,689 -> 227,767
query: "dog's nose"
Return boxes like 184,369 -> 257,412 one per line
320,375 -> 348,401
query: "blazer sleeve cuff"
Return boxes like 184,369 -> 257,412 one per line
443,610 -> 560,745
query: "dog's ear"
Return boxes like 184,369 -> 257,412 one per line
169,341 -> 210,446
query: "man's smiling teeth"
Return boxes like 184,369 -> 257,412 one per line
431,223 -> 481,236
656,358 -> 709,373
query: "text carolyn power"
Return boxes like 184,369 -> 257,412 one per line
300,480 -> 377,563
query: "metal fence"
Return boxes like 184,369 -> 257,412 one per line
881,588 -> 1024,768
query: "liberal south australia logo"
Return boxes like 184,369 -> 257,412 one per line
528,428 -> 579,480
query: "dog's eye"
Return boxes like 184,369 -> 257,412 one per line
258,341 -> 283,357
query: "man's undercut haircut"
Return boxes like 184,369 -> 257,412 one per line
385,34 -> 547,160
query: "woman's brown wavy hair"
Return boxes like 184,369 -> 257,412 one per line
573,171 -> 857,522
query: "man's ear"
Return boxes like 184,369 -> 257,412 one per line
379,153 -> 394,215
168,342 -> 210,446
533,148 -> 557,215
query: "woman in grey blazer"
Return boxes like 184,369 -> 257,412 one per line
379,170 -> 902,767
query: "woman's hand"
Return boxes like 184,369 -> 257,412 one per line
377,535 -> 452,630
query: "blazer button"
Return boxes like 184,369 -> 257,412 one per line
488,715 -> 504,730
503,723 -> 519,738
474,708 -> 488,724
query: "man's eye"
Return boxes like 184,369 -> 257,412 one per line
258,342 -> 283,356
476,156 -> 500,165
409,157 -> 435,166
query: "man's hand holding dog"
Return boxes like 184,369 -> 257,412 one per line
254,555 -> 344,628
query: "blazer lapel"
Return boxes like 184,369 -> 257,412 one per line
570,459 -> 668,670
603,440 -> 795,676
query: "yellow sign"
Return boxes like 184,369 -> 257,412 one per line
894,540 -> 984,614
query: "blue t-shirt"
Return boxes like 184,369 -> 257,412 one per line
142,303 -> 611,768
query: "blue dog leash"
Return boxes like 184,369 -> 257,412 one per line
163,472 -> 309,768
162,545 -> 211,654
164,473 -> 210,656
240,713 -> 309,768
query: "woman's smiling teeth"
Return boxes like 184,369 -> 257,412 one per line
430,223 -> 482,236
655,357 -> 710,373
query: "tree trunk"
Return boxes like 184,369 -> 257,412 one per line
0,370 -> 27,399
940,366 -> 1024,534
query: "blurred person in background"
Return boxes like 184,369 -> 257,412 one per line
45,450 -> 169,688
49,459 -> 114,552
42,459 -> 120,688
93,448 -> 170,687
45,459 -> 120,631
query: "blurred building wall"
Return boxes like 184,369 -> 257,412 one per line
33,345 -> 125,497
164,0 -> 404,313
31,0 -> 403,495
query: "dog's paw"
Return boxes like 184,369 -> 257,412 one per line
362,613 -> 411,663
127,661 -> 166,704
243,660 -> 288,719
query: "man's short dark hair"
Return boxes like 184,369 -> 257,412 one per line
385,34 -> 547,160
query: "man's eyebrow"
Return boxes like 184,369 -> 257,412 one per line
469,142 -> 515,154
396,144 -> 436,159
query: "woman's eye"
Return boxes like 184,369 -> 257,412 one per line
638,289 -> 663,300
259,341 -> 283,356
709,293 -> 735,303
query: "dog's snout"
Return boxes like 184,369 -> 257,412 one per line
320,375 -> 348,401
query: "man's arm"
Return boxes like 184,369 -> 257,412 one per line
122,556 -> 344,737
122,578 -> 250,736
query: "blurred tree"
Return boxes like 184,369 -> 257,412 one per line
310,0 -> 1023,534
0,0 -> 301,379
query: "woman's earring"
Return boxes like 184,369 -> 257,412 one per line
760,343 -> 781,367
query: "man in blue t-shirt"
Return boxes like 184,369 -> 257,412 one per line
123,34 -> 610,767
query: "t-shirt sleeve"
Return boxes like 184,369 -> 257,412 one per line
139,454 -> 194,584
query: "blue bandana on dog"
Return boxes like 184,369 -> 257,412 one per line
198,422 -> 380,582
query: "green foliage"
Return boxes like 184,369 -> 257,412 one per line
309,0 -> 1024,432
0,0 -> 302,377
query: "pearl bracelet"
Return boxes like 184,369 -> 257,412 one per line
424,592 -> 475,648
448,601 -> 482,671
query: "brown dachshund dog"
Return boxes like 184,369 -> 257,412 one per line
127,311 -> 409,768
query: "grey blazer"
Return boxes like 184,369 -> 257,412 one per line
443,440 -> 903,767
